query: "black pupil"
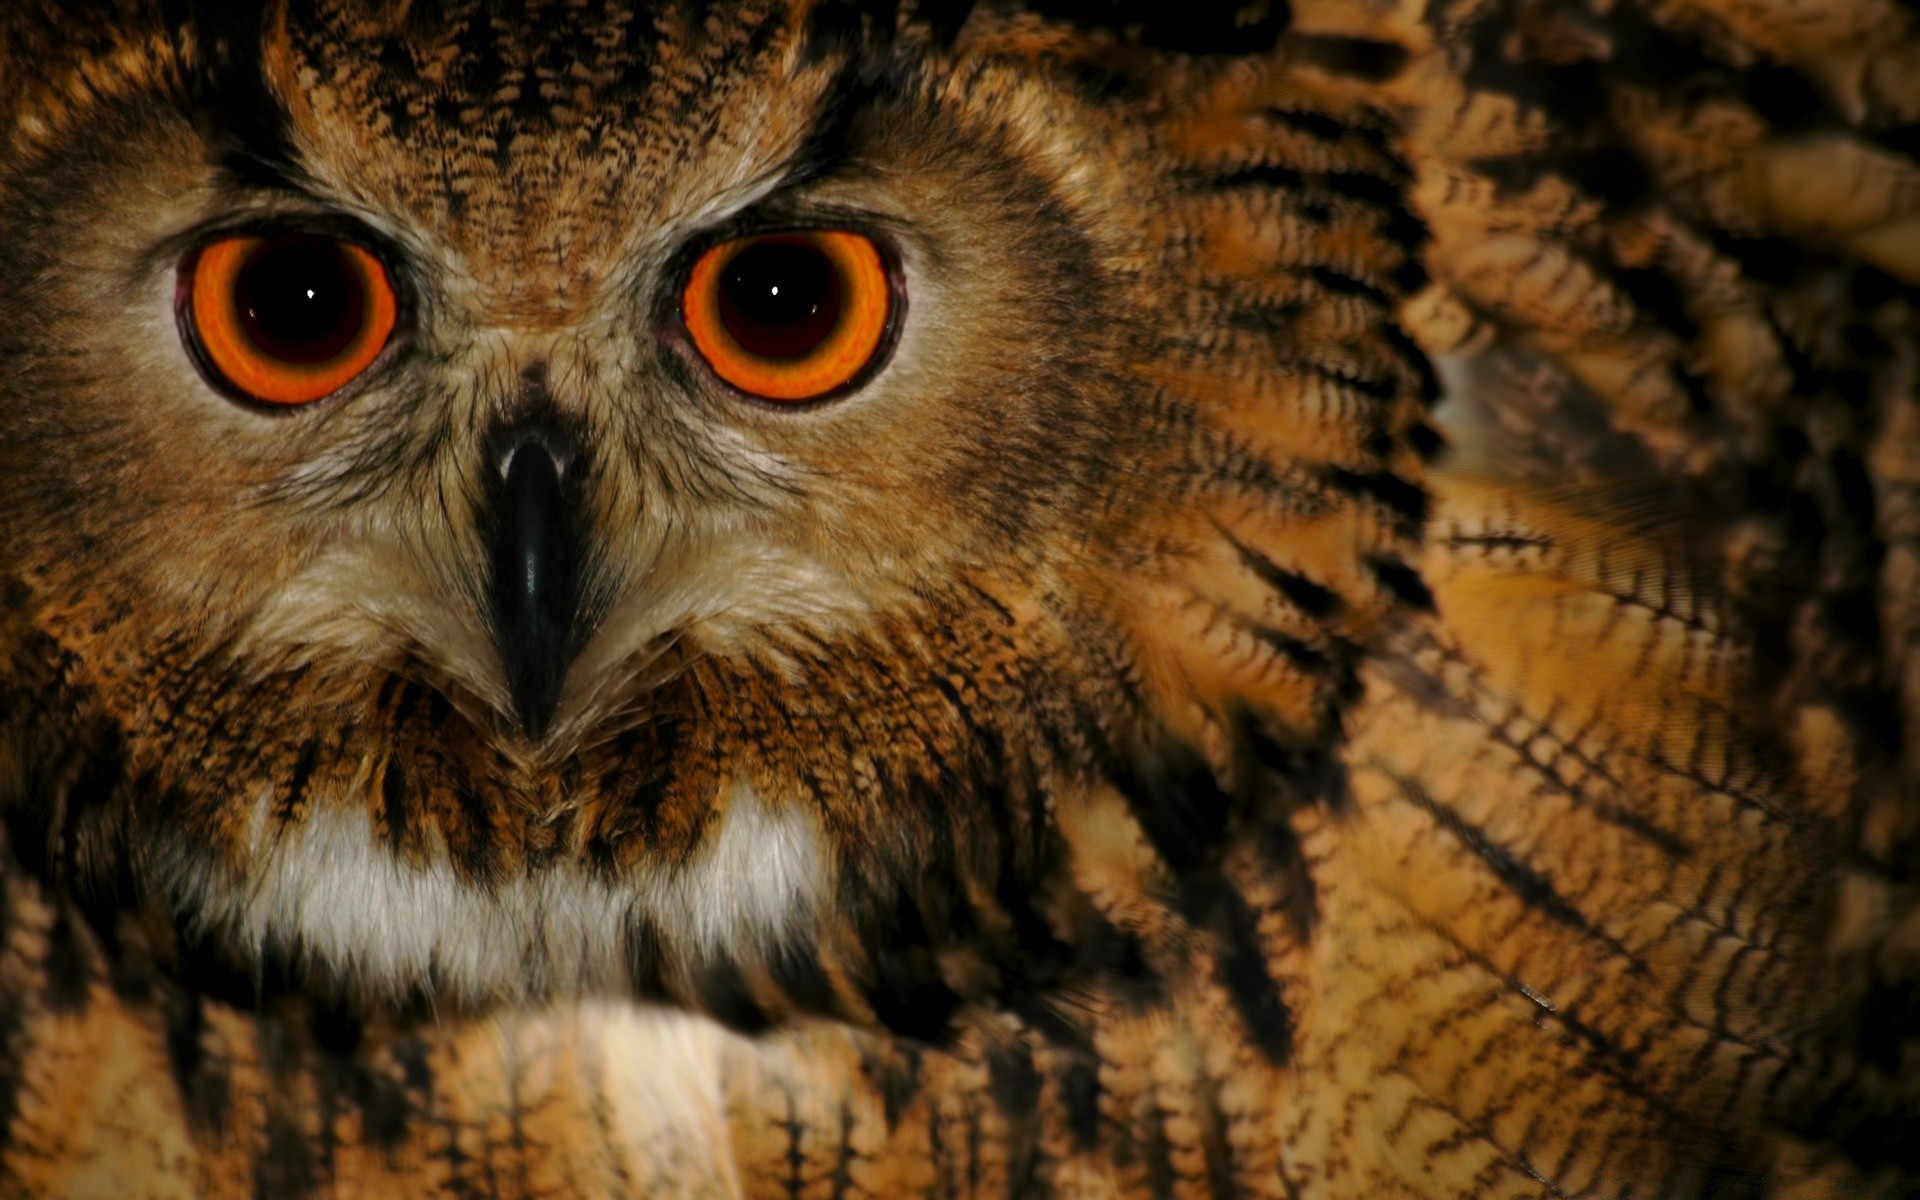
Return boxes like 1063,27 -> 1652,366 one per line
716,239 -> 843,360
233,236 -> 368,365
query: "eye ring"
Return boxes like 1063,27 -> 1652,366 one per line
179,232 -> 399,407
679,229 -> 896,404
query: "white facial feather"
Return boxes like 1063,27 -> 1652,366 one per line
162,780 -> 830,1003
648,781 -> 832,958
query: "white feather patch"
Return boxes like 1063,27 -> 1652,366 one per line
164,780 -> 830,1004
645,780 -> 832,959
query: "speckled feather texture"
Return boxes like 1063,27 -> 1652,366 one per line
0,0 -> 1916,1196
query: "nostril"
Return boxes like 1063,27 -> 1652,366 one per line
499,434 -> 576,482
485,359 -> 581,483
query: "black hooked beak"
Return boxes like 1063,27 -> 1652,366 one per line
487,436 -> 582,740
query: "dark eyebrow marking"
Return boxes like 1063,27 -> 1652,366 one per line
177,0 -> 314,193
797,0 -> 902,68
776,41 -> 927,196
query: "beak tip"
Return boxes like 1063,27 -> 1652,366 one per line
506,648 -> 564,733
508,674 -> 562,742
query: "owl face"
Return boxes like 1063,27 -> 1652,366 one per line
8,5 -> 1110,723
0,2 -> 1430,1035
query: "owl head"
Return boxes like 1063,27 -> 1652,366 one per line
0,0 -> 1432,1040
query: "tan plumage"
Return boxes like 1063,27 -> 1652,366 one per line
0,0 -> 1915,1196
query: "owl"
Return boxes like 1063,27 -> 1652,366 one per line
1,0 -> 1918,1196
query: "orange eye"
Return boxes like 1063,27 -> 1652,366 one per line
183,233 -> 398,406
680,230 -> 893,403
